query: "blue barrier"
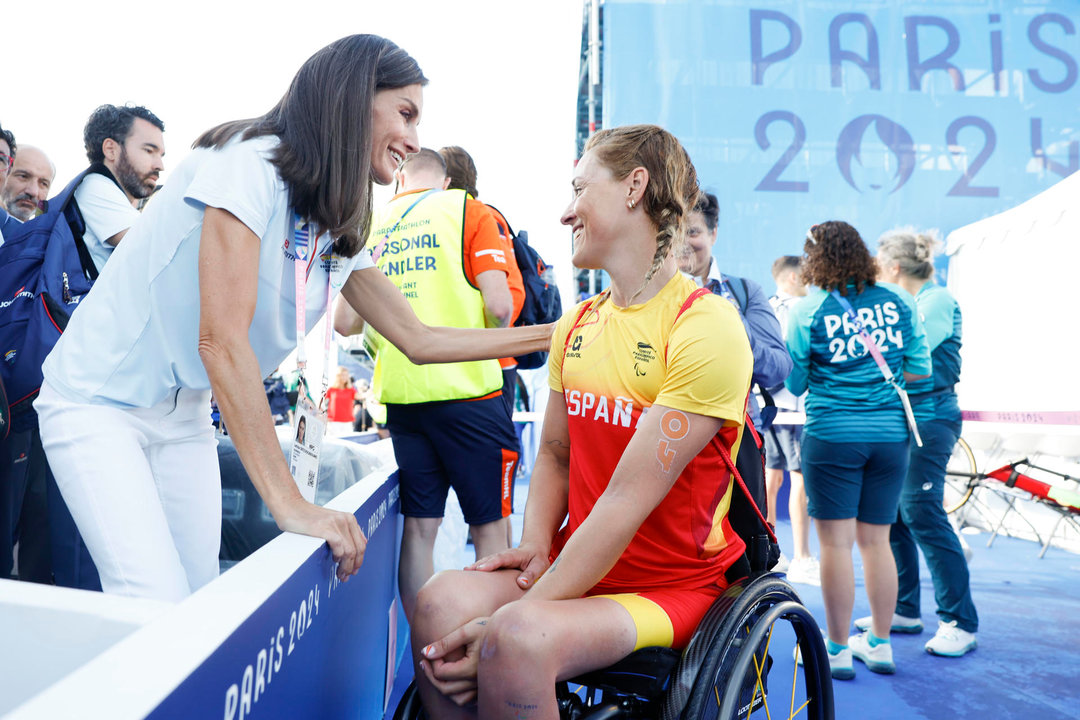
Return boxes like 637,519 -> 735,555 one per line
4,471 -> 407,720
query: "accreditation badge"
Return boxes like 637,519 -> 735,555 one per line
289,376 -> 326,504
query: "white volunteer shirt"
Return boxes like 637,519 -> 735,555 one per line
43,135 -> 372,409
74,172 -> 140,274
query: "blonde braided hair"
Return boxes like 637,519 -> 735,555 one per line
584,125 -> 700,302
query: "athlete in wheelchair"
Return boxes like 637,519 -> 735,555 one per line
398,126 -> 833,720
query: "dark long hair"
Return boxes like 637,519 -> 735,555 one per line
194,35 -> 427,256
802,221 -> 877,295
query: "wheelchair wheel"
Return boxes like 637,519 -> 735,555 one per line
944,436 -> 978,514
392,680 -> 425,720
662,574 -> 833,720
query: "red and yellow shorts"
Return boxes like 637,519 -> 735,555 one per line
590,584 -> 726,650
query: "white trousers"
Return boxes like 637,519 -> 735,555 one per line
36,381 -> 221,601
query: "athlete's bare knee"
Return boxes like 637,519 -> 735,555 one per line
480,603 -> 551,677
413,571 -> 475,643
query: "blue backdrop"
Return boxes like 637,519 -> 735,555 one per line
602,0 -> 1079,289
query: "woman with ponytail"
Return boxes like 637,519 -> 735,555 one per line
409,125 -> 754,719
872,228 -> 978,658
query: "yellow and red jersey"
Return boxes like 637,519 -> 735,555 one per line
549,272 -> 753,594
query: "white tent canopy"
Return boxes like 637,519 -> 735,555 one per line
947,170 -> 1080,456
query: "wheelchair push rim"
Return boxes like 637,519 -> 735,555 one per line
665,574 -> 834,720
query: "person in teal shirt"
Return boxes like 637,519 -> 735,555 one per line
786,221 -> 930,679
870,228 -> 978,659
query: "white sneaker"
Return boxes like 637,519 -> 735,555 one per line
849,631 -> 896,674
853,613 -> 924,634
785,556 -> 821,586
827,645 -> 855,681
771,552 -> 790,573
925,620 -> 977,657
794,631 -> 854,680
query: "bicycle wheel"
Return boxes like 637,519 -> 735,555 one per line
944,436 -> 978,514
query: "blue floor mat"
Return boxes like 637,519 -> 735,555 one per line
773,520 -> 1080,719
387,485 -> 1080,719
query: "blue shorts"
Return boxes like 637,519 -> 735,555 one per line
387,395 -> 519,525
764,424 -> 801,472
801,436 -> 909,524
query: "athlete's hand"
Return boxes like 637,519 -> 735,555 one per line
419,616 -> 490,706
275,498 -> 367,582
467,542 -> 550,589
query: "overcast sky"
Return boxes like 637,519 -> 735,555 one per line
3,0 -> 584,300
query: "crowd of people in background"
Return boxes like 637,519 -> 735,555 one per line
0,30 -> 979,720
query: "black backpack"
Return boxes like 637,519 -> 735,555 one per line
673,287 -> 779,580
487,205 -> 562,369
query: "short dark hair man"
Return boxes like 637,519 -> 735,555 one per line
0,122 -> 18,241
77,104 -> 165,272
1,146 -> 56,221
763,255 -> 818,585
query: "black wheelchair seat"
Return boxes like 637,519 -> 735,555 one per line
567,646 -> 681,702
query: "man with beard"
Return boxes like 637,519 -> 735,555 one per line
3,109 -> 161,588
1,146 -> 55,222
75,104 -> 165,272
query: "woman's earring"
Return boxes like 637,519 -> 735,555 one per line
627,199 -> 635,209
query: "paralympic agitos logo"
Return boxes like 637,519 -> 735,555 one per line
836,114 -> 916,194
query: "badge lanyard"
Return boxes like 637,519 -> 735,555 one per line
368,189 -> 438,263
290,212 -> 335,503
361,189 -> 438,362
830,290 -> 923,447
713,278 -> 737,305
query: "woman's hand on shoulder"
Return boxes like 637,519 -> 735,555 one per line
274,498 -> 367,582
467,542 -> 550,590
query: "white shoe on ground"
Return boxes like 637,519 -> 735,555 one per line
772,552 -> 790,573
794,631 -> 854,680
827,645 -> 855,681
849,631 -> 896,674
785,556 -> 820,585
925,620 -> 978,657
853,613 -> 924,634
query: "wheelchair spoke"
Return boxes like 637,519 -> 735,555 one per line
749,622 -> 775,720
790,698 -> 811,718
790,648 -> 799,718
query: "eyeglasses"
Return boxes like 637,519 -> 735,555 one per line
0,152 -> 11,171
